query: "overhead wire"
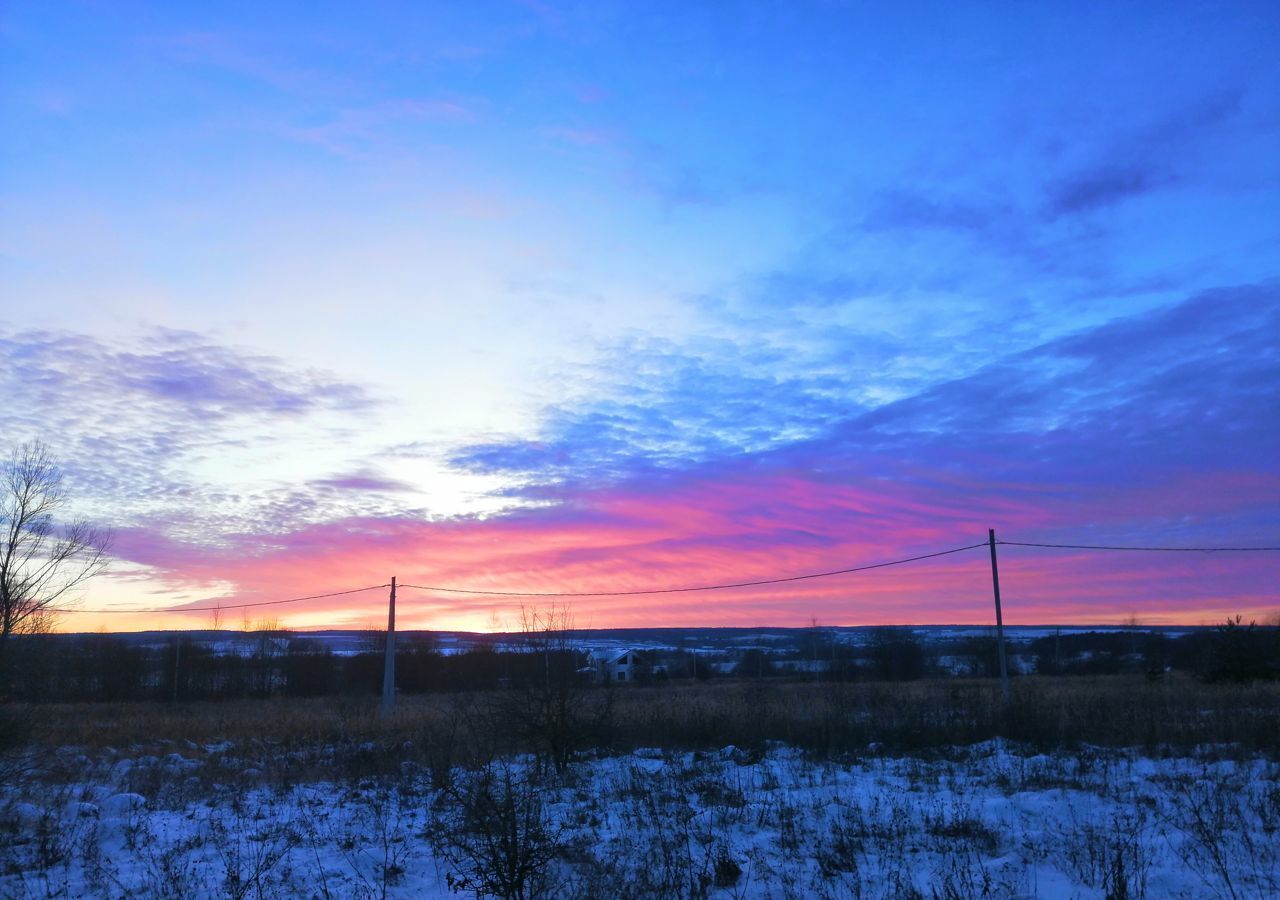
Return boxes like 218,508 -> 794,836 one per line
42,534 -> 1280,619
997,540 -> 1280,553
398,542 -> 990,597
50,583 -> 391,615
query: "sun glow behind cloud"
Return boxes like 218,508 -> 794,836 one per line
61,439 -> 1280,632
13,280 -> 1280,632
1,2 -> 1277,630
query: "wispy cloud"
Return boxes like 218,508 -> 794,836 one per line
1044,90 -> 1243,218
451,280 -> 1280,541
76,280 -> 1268,629
310,471 -> 416,493
1046,166 -> 1176,216
1,326 -> 370,416
449,334 -> 857,489
0,327 -> 382,539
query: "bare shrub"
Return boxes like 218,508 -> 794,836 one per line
422,696 -> 463,790
341,782 -> 416,899
928,847 -> 996,900
1249,780 -> 1280,837
428,762 -> 565,899
206,797 -> 298,899
1161,770 -> 1280,899
495,605 -> 613,774
928,840 -> 1029,900
0,704 -> 37,784
924,798 -> 1000,855
135,823 -> 208,899
567,757 -> 732,899
1056,809 -> 1153,900
813,803 -> 869,882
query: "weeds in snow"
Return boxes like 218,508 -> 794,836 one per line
2,738 -> 1279,898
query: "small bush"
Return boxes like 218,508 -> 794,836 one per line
712,846 -> 742,887
429,764 -> 564,900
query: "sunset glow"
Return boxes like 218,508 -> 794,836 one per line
2,2 -> 1277,631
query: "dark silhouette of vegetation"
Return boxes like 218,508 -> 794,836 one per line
1032,631 -> 1171,677
868,627 -> 925,681
945,632 -> 1016,679
430,763 -> 565,899
4,617 -> 1278,705
733,647 -> 776,678
493,607 -> 613,773
14,675 -> 1280,765
1199,616 -> 1280,683
0,441 -> 110,670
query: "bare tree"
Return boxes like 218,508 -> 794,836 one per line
500,604 -> 612,773
0,441 -> 111,651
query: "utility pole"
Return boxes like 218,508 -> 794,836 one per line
381,577 -> 396,717
810,617 -> 821,683
987,529 -> 1010,701
172,637 -> 181,703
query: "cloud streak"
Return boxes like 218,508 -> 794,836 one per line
60,282 -> 1280,631
0,327 -> 385,541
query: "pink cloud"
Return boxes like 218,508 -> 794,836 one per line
64,461 -> 1279,632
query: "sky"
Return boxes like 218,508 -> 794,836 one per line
2,1 -> 1278,632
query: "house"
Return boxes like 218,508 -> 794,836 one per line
589,649 -> 640,683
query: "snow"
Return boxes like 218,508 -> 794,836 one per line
3,741 -> 1278,897
100,793 -> 146,819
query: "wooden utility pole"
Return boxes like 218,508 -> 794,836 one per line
987,529 -> 1010,700
381,577 -> 397,717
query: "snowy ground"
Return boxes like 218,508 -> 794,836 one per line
3,740 -> 1278,898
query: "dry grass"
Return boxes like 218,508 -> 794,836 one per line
608,675 -> 1280,756
14,674 -> 1280,764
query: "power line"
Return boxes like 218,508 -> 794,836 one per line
399,542 -> 990,597
998,540 -> 1280,553
46,535 -> 1280,618
52,584 -> 390,615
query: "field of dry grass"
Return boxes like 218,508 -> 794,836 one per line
5,674 -> 1280,897
14,674 -> 1280,766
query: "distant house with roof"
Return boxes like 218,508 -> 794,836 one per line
588,649 -> 640,683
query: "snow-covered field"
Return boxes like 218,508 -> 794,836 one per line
3,741 -> 1278,898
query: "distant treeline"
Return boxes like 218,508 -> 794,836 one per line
0,634 -> 581,703
0,619 -> 1276,703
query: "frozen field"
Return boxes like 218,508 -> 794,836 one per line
3,739 -> 1278,898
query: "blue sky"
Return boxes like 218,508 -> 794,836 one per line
1,1 -> 1277,629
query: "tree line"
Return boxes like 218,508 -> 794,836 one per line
0,632 -> 582,702
2,619 -> 1276,704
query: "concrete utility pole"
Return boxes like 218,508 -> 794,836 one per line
381,576 -> 397,717
988,529 -> 1011,701
172,637 -> 181,703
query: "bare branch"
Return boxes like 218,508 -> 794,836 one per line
0,441 -> 112,644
